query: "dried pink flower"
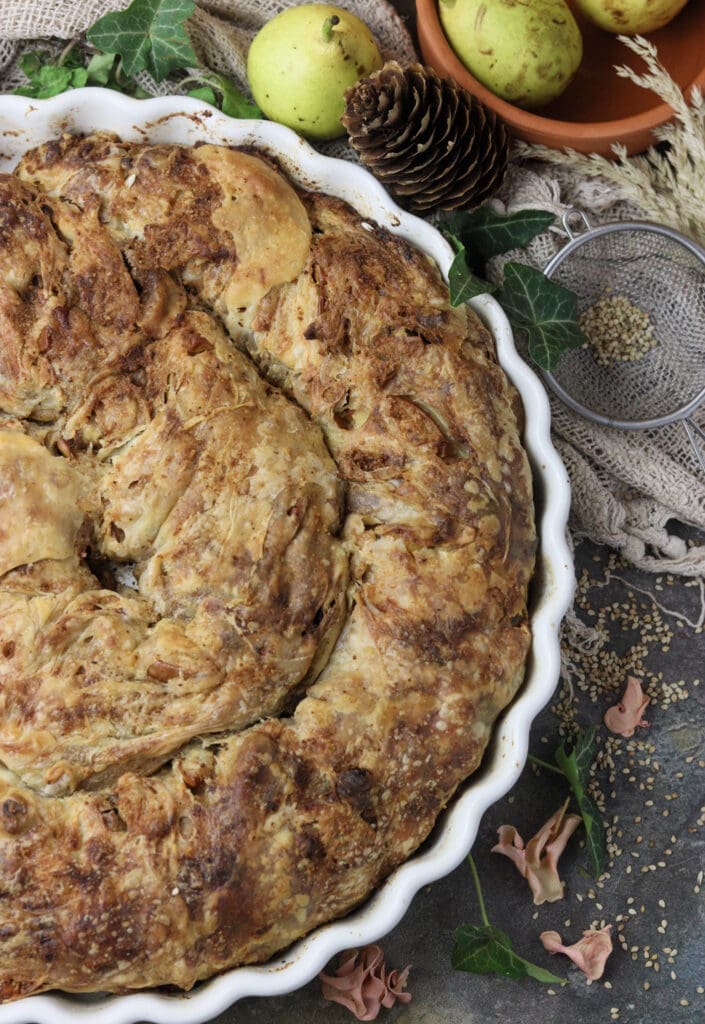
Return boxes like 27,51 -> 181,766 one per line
540,925 -> 614,980
492,798 -> 581,905
604,676 -> 650,738
319,944 -> 411,1021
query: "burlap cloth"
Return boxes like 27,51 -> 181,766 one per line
1,0 -> 704,578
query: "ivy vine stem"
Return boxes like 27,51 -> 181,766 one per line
527,753 -> 564,775
467,854 -> 490,928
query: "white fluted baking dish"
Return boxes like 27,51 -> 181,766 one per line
0,90 -> 574,1024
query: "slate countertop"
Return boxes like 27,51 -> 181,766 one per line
205,4 -> 705,1022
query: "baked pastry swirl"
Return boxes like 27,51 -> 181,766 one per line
0,132 -> 535,999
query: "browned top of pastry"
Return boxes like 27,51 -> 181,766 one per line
0,133 -> 535,1000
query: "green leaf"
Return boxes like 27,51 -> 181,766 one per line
558,726 -> 597,785
443,207 -> 556,272
446,235 -> 495,306
86,52 -> 119,85
14,47 -> 91,98
183,72 -> 261,118
87,0 -> 197,81
69,67 -> 89,88
454,856 -> 566,987
453,924 -> 566,985
211,72 -> 261,119
187,85 -> 217,104
580,804 -> 606,878
61,47 -> 86,70
19,50 -> 50,83
497,261 -> 586,371
14,64 -> 74,99
555,727 -> 607,879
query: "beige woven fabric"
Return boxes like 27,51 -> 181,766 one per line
489,160 -> 705,577
0,2 -> 702,575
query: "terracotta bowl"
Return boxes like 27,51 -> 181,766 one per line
416,0 -> 705,155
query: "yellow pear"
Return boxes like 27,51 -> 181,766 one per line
439,0 -> 583,109
247,4 -> 383,141
572,0 -> 689,33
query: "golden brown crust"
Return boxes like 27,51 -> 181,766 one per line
0,133 -> 535,998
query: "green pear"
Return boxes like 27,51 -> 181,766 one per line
439,0 -> 583,109
572,0 -> 689,33
246,4 -> 383,141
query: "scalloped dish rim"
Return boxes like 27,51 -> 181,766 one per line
0,91 -> 574,1024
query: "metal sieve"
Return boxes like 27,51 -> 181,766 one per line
541,210 -> 705,474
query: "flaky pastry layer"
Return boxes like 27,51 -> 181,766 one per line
0,133 -> 535,999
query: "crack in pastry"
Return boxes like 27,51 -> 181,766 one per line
0,133 -> 535,999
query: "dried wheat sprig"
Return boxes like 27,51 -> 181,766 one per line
514,36 -> 705,245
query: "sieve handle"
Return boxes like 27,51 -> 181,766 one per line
561,208 -> 593,240
683,418 -> 705,476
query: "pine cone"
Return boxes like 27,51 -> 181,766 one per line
342,62 -> 508,215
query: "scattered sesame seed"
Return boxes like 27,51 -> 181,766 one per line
535,547 -> 702,1010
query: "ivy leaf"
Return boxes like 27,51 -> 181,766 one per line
18,50 -> 48,82
497,261 -> 587,371
182,71 -> 261,118
555,727 -> 607,879
85,52 -> 119,86
69,67 -> 89,89
453,924 -> 566,985
557,726 -> 597,783
85,52 -> 152,97
454,856 -> 567,988
14,60 -> 88,99
187,85 -> 217,104
445,234 -> 495,306
14,64 -> 71,98
87,0 -> 198,81
443,207 -> 556,272
59,47 -> 87,71
211,72 -> 261,119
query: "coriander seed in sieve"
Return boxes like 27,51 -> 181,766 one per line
579,294 -> 657,368
541,210 -> 705,475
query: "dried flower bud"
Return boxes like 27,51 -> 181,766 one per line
492,798 -> 581,905
604,676 -> 650,738
540,924 -> 613,980
319,943 -> 411,1020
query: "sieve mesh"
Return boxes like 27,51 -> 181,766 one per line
544,224 -> 705,426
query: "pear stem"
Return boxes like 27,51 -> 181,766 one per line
322,14 -> 340,42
